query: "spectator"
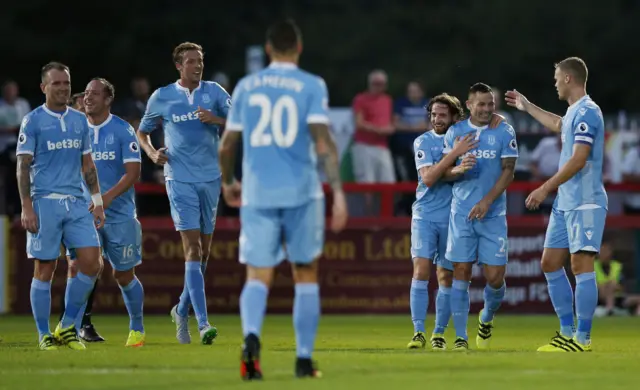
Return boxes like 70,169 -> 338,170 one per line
621,143 -> 640,214
351,70 -> 396,185
594,242 -> 624,316
0,80 -> 31,216
211,71 -> 230,91
492,87 -> 514,126
528,133 -> 561,213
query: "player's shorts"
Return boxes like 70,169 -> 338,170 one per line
445,212 -> 508,266
239,198 -> 325,268
68,218 -> 142,271
410,219 -> 453,271
27,196 -> 99,261
544,206 -> 606,254
166,179 -> 221,235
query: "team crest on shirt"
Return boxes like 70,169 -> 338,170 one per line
488,135 -> 496,145
18,133 -> 27,144
202,94 -> 211,104
106,133 -> 115,145
73,121 -> 83,134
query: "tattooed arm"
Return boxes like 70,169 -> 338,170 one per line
17,154 -> 38,233
309,123 -> 342,193
482,157 -> 517,206
218,130 -> 241,186
83,153 -> 105,228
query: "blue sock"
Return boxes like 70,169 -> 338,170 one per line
177,261 -> 207,317
410,279 -> 429,333
293,283 -> 320,359
240,280 -> 269,337
119,277 -> 145,332
61,272 -> 96,329
30,278 -> 52,341
544,268 -> 575,338
63,277 -> 85,329
575,272 -> 597,345
74,302 -> 88,330
481,282 -> 506,323
434,286 -> 451,335
185,261 -> 209,330
451,279 -> 470,340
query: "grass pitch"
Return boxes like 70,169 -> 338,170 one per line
1,315 -> 638,390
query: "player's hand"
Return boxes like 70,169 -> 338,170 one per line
505,90 -> 529,112
92,205 -> 106,229
525,185 -> 549,210
452,134 -> 478,157
89,194 -> 112,212
468,199 -> 490,221
222,180 -> 242,208
331,191 -> 348,233
150,147 -> 168,166
21,204 -> 38,233
451,154 -> 476,175
196,107 -> 225,125
489,113 -> 505,128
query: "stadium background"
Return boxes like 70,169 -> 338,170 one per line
1,0 -> 640,316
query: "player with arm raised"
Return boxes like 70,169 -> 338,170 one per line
137,42 -> 230,345
16,62 -> 104,350
443,83 -> 518,351
219,19 -> 347,381
506,57 -> 606,352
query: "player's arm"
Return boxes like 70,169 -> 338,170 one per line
438,128 -> 477,182
81,127 -> 106,228
102,128 -> 141,209
310,123 -> 342,193
15,116 -> 38,232
219,130 -> 241,185
505,90 -> 562,132
137,90 -> 168,165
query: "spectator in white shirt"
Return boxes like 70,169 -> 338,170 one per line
0,80 -> 30,154
621,145 -> 640,214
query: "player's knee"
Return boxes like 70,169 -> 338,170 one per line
185,243 -> 202,262
113,268 -> 135,286
452,263 -> 472,281
67,259 -> 78,278
292,260 -> 319,284
570,251 -> 596,275
246,266 -> 274,287
33,260 -> 57,282
436,267 -> 453,288
540,248 -> 567,273
412,258 -> 431,280
483,265 -> 506,288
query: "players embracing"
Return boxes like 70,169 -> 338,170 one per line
507,57 -> 606,352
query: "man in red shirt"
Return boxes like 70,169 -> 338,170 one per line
351,70 -> 396,185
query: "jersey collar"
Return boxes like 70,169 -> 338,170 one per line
87,114 -> 113,130
269,61 -> 298,70
175,80 -> 202,93
41,104 -> 68,119
567,94 -> 590,111
467,119 -> 488,131
429,129 -> 445,138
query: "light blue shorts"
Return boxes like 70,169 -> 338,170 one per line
166,179 -> 221,235
68,218 -> 142,271
27,197 -> 99,261
544,207 -> 606,254
240,199 -> 325,268
411,219 -> 453,271
445,212 -> 508,266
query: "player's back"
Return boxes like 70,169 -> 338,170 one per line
444,119 -> 518,218
89,114 -> 140,222
16,105 -> 90,200
558,95 -> 608,211
413,131 -> 452,223
236,63 -> 325,209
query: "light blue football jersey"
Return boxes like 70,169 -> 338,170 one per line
89,114 -> 141,223
139,81 -> 231,183
226,62 -> 328,208
412,130 -> 453,223
443,119 -> 519,218
16,105 -> 91,200
557,95 -> 608,211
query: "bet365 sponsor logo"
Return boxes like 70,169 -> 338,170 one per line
93,151 -> 116,161
47,139 -> 82,151
172,111 -> 199,123
462,149 -> 497,159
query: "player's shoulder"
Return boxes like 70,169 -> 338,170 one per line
202,80 -> 229,95
110,114 -> 136,135
577,97 -> 603,120
496,121 -> 516,137
152,83 -> 179,99
67,107 -> 86,119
